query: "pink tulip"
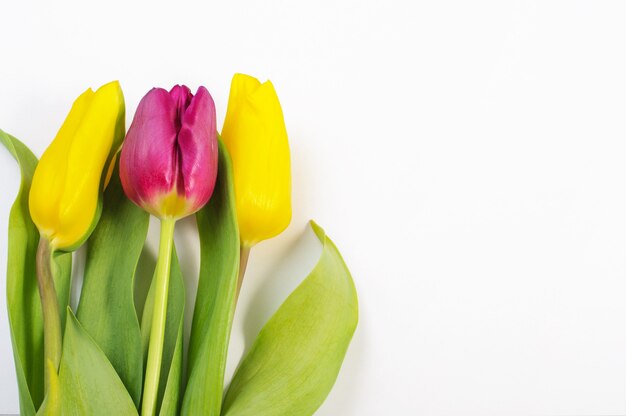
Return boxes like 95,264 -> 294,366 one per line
119,85 -> 218,219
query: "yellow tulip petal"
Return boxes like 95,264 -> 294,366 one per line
103,153 -> 118,190
56,81 -> 123,248
222,75 -> 291,246
29,81 -> 125,250
29,88 -> 94,239
222,73 -> 261,149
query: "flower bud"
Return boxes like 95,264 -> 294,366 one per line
221,74 -> 292,246
119,85 -> 218,219
29,81 -> 125,250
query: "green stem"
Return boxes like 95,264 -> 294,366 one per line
141,218 -> 176,416
36,237 -> 62,394
234,245 -> 251,303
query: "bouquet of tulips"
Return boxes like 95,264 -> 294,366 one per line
1,74 -> 358,415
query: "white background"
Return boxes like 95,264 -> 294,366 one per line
1,0 -> 626,414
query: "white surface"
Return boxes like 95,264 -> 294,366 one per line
1,0 -> 626,414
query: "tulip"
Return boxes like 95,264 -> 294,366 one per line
221,74 -> 291,248
119,85 -> 217,416
28,81 -> 125,394
119,85 -> 218,220
221,74 -> 292,300
29,81 -> 125,251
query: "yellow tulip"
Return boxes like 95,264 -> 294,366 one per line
29,81 -> 125,250
221,74 -> 292,247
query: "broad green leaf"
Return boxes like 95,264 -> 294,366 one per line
2,131 -> 73,414
181,140 -> 239,415
222,222 -> 359,416
1,130 -> 43,414
141,248 -> 185,415
76,161 -> 149,407
52,309 -> 138,415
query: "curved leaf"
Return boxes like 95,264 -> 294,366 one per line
1,130 -> 42,414
182,140 -> 239,415
2,130 -> 73,414
222,222 -> 358,416
141,248 -> 185,415
54,309 -> 138,415
76,161 -> 149,407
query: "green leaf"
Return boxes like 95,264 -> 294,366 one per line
1,130 -> 43,414
222,222 -> 359,416
52,309 -> 138,415
76,161 -> 149,407
181,140 -> 239,415
2,131 -> 73,414
141,248 -> 185,414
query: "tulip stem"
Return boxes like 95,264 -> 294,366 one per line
36,237 -> 62,394
235,245 -> 251,302
142,218 -> 176,416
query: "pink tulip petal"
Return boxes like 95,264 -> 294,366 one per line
169,85 -> 192,123
120,85 -> 218,218
120,88 -> 178,208
177,87 -> 218,210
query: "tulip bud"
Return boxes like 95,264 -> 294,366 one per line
29,81 -> 125,250
221,74 -> 292,247
119,85 -> 218,219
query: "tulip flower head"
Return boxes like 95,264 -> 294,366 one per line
120,85 -> 218,219
29,81 -> 125,251
221,74 -> 292,247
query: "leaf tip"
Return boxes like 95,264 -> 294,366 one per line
308,219 -> 326,242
